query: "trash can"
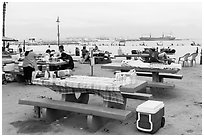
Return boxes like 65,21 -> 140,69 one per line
136,100 -> 165,134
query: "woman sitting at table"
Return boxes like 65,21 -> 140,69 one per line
58,45 -> 74,70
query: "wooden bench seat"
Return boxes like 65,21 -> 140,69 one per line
121,92 -> 153,100
136,72 -> 183,79
19,97 -> 132,132
147,81 -> 175,89
118,81 -> 152,101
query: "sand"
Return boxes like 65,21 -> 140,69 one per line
2,62 -> 202,135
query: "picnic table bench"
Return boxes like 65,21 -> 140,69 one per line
19,97 -> 133,132
18,75 -> 151,132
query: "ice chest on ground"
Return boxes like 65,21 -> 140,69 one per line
136,100 -> 165,134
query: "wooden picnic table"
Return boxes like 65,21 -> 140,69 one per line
19,75 -> 149,131
37,60 -> 68,66
101,62 -> 182,90
32,75 -> 147,106
37,61 -> 69,71
101,62 -> 180,74
114,54 -> 149,58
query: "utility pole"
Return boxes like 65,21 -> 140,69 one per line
2,2 -> 8,51
90,48 -> 94,76
56,16 -> 60,46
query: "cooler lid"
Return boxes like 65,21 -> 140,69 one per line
136,100 -> 164,114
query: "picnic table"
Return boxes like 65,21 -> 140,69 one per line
114,54 -> 176,63
114,54 -> 149,58
37,60 -> 68,71
101,62 -> 182,90
32,75 -> 148,105
19,75 -> 150,132
114,54 -> 149,60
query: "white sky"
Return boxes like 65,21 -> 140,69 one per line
3,1 -> 202,41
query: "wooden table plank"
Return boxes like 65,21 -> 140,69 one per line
114,54 -> 149,58
119,80 -> 147,93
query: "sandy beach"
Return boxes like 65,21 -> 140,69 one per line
2,62 -> 202,135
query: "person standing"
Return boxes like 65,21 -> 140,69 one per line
75,47 -> 80,56
118,47 -> 123,55
18,44 -> 22,55
81,46 -> 88,58
22,47 -> 38,85
196,47 -> 199,54
81,46 -> 90,63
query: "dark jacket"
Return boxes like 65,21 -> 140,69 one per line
58,52 -> 74,70
149,50 -> 162,63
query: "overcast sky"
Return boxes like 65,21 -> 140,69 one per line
4,2 -> 202,41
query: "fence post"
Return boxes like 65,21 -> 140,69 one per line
200,49 -> 202,65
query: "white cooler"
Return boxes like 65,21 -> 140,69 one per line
136,100 -> 165,134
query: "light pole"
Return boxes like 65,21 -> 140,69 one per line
2,2 -> 8,51
56,16 -> 60,46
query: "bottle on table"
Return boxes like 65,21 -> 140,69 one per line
44,63 -> 50,79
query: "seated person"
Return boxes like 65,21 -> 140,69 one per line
93,45 -> 100,52
45,49 -> 52,57
148,48 -> 173,64
58,45 -> 74,70
50,50 -> 56,57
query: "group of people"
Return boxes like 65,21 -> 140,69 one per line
22,44 -> 174,85
23,45 -> 103,85
147,48 -> 172,64
137,48 -> 174,64
80,45 -> 111,64
22,45 -> 74,85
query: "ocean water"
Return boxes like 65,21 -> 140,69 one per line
9,39 -> 202,63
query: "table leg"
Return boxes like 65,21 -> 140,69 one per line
87,97 -> 127,132
43,93 -> 90,123
77,93 -> 89,104
152,72 -> 160,82
46,108 -> 69,122
151,72 -> 163,93
159,77 -> 164,82
34,106 -> 41,118
61,93 -> 89,104
61,94 -> 77,102
42,94 -> 77,122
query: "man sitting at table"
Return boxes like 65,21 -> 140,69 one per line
58,45 -> 74,70
148,48 -> 173,64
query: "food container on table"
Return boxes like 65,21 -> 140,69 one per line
4,63 -> 16,72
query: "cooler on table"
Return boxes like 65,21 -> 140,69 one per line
136,100 -> 165,134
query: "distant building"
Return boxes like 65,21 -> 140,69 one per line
29,37 -> 36,43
